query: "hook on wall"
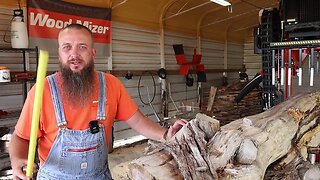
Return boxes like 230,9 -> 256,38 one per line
228,5 -> 233,13
125,71 -> 133,80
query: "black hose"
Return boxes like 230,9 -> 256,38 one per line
138,71 -> 156,105
235,73 -> 262,103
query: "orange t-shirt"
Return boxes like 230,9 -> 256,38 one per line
15,71 -> 138,164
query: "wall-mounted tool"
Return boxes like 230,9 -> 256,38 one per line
125,71 -> 133,80
185,72 -> 194,87
157,68 -> 167,79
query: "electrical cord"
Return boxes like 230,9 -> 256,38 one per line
3,17 -> 14,44
138,71 -> 156,105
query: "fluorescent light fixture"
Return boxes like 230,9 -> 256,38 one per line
210,0 -> 231,6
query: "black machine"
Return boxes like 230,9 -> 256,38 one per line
253,0 -> 320,110
280,0 -> 320,40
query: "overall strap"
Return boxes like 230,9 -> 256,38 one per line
97,71 -> 106,120
47,74 -> 67,127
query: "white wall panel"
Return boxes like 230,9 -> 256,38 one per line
201,39 -> 224,69
111,22 -> 164,140
112,22 -> 160,71
244,31 -> 261,78
227,42 -> 244,69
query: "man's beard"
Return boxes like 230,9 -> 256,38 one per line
60,61 -> 95,107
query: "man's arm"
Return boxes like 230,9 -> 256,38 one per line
126,110 -> 187,141
9,131 -> 31,180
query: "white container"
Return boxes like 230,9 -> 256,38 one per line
0,66 -> 11,83
11,9 -> 28,49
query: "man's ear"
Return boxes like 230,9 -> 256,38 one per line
92,48 -> 97,59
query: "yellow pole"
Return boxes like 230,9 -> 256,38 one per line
26,50 -> 49,178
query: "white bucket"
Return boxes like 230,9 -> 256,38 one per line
0,67 -> 11,83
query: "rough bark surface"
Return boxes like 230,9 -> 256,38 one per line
127,92 -> 320,180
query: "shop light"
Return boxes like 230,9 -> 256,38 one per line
210,0 -> 231,6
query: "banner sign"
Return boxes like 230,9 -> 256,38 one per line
28,0 -> 111,44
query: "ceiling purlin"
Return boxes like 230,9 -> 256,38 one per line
160,0 -> 179,27
229,14 -> 259,31
164,0 -> 211,21
202,1 -> 279,29
227,1 -> 279,32
231,23 -> 257,32
112,0 -> 128,9
197,0 -> 243,35
202,8 -> 258,29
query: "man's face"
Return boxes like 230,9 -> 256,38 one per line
58,28 -> 96,72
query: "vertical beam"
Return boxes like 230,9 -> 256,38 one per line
159,0 -> 179,118
160,27 -> 165,69
224,38 -> 228,70
224,25 -> 231,71
196,29 -> 201,54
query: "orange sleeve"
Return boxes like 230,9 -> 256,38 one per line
14,80 -> 50,140
15,85 -> 43,140
107,74 -> 138,121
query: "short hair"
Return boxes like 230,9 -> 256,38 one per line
59,24 -> 94,44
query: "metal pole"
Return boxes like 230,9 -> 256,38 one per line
146,87 -> 161,122
272,49 -> 276,85
298,48 -> 303,86
281,49 -> 285,86
277,49 -> 281,90
310,48 -> 314,86
288,49 -> 292,97
317,51 -> 320,75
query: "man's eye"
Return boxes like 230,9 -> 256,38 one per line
62,46 -> 71,50
79,45 -> 87,49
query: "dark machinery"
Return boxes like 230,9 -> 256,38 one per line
257,0 -> 320,109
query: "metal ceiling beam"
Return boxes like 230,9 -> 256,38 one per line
201,8 -> 259,28
163,1 -> 211,21
201,1 -> 278,29
231,23 -> 256,32
112,0 -> 128,9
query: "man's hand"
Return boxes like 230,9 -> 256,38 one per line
166,119 -> 188,139
12,160 -> 27,180
9,132 -> 37,180
11,159 -> 37,180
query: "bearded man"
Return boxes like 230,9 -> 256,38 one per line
9,24 -> 186,180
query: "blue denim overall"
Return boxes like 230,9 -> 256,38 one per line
37,72 -> 112,180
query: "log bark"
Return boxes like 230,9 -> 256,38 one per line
127,92 -> 320,179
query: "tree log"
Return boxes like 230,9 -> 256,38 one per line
127,92 -> 320,179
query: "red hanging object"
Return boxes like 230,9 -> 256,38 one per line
173,44 -> 205,75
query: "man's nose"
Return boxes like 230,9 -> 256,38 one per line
69,47 -> 80,59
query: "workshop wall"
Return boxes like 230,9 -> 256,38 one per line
0,2 -> 244,142
244,30 -> 262,78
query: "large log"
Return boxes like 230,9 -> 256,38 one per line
127,92 -> 320,179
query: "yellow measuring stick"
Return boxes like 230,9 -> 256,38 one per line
26,50 -> 49,178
